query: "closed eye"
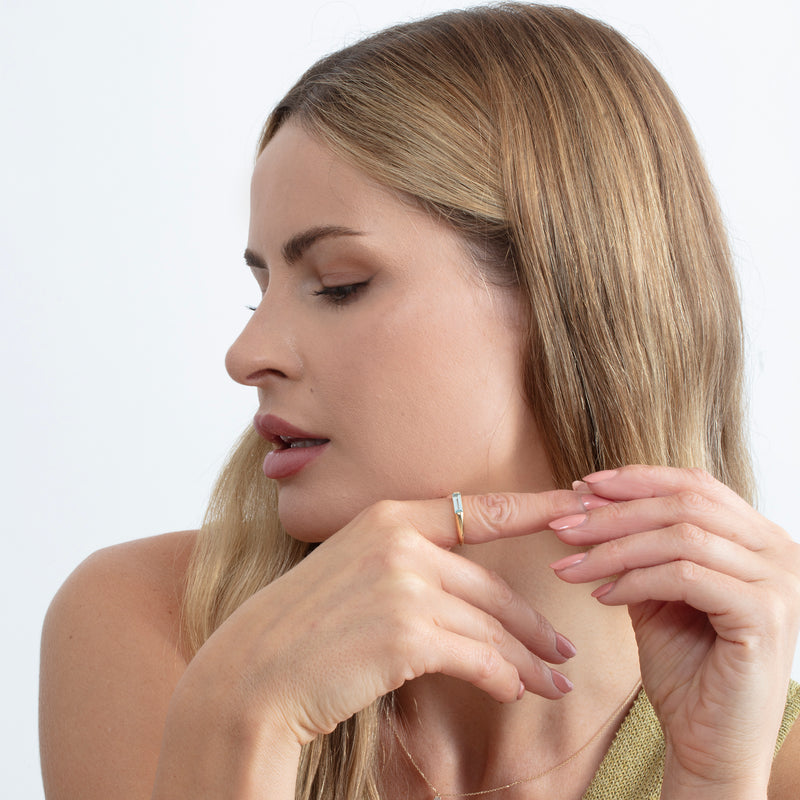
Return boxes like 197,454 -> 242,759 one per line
312,279 -> 371,306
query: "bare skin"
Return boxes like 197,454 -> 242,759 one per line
40,499 -> 800,799
40,125 -> 800,798
40,532 -> 193,799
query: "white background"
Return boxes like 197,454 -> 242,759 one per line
2,1 -> 798,796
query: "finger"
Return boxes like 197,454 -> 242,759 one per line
548,487 -> 772,551
437,548 -> 576,663
381,489 -> 589,549
550,525 -> 770,585
579,465 -> 750,509
428,592 -> 572,699
420,629 -> 547,703
586,561 -> 770,641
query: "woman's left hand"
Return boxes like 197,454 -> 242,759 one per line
548,465 -> 800,799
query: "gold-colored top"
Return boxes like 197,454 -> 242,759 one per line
582,681 -> 800,799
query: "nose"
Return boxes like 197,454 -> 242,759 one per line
225,295 -> 302,386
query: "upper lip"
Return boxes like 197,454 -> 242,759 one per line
253,413 -> 330,448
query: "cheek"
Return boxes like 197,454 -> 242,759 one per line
309,296 -> 442,389
326,298 -> 522,456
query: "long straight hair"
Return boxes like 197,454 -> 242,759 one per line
182,5 -> 753,798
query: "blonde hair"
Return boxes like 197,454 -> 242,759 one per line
182,4 -> 753,798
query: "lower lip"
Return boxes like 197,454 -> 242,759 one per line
262,442 -> 329,480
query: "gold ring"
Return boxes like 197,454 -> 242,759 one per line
451,492 -> 464,545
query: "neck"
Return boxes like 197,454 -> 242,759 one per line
387,533 -> 641,799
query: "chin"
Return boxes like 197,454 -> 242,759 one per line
276,490 -> 365,543
273,472 -> 457,542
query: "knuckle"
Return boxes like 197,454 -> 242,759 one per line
381,526 -> 421,563
472,493 -> 520,536
603,536 -> 627,562
635,464 -> 662,483
393,573 -> 428,605
367,499 -> 406,526
486,570 -> 516,610
769,586 -> 796,622
675,489 -> 716,514
601,500 -> 628,523
474,645 -> 503,680
674,522 -> 709,549
366,529 -> 424,581
675,559 -> 702,583
484,616 -> 507,647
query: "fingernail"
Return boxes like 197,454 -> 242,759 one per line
591,582 -> 615,599
582,469 -> 618,483
555,633 -> 577,659
549,552 -> 587,571
581,494 -> 613,510
551,670 -> 574,693
517,681 -> 526,700
572,480 -> 589,492
548,513 -> 587,531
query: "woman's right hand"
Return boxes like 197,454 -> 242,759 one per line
175,490 -> 588,748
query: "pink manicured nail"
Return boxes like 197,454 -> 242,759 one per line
548,513 -> 587,531
549,552 -> 587,571
591,582 -> 615,599
517,681 -> 526,700
582,469 -> 618,483
551,670 -> 574,693
572,480 -> 589,492
581,494 -> 613,510
555,633 -> 577,659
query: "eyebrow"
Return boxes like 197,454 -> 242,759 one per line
244,225 -> 365,270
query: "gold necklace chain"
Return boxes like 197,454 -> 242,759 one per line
389,681 -> 642,799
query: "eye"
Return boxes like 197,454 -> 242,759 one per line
312,279 -> 371,306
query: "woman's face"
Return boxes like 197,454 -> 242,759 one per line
227,123 -> 551,540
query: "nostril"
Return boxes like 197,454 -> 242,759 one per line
246,366 -> 290,383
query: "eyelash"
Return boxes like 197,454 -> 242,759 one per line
245,280 -> 370,312
312,280 -> 371,306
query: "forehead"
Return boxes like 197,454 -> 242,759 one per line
251,125 -> 384,233
247,123 -> 464,266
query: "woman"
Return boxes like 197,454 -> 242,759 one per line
39,4 -> 800,798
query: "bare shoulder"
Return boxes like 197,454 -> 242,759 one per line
40,531 -> 198,799
42,530 -> 197,663
770,718 -> 800,799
